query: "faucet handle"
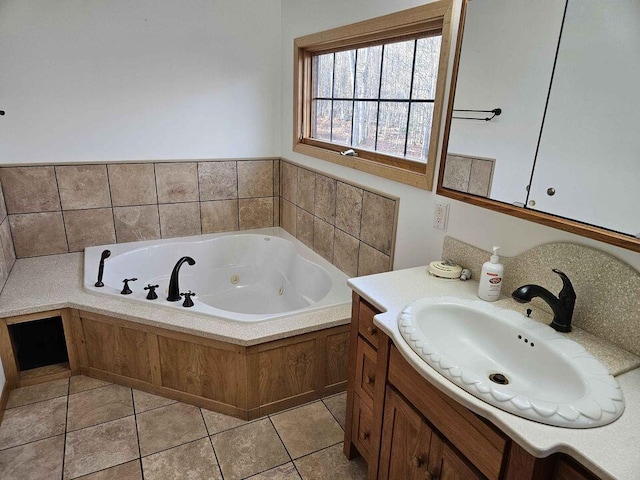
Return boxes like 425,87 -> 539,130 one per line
121,278 -> 138,295
181,291 -> 196,308
144,284 -> 159,300
552,269 -> 576,299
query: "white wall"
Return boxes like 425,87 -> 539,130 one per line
0,0 -> 282,164
280,0 -> 640,273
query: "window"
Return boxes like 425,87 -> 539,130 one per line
294,1 -> 454,189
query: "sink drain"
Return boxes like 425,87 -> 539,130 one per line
489,373 -> 509,385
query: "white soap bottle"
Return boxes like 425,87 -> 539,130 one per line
478,246 -> 504,302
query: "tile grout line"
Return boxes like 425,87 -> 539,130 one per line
60,378 -> 70,480
198,407 -> 226,480
52,166 -> 71,253
266,416 -> 302,479
320,398 -> 346,433
130,388 -> 146,480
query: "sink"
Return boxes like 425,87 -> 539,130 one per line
397,296 -> 624,428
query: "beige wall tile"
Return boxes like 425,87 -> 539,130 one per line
296,207 -> 314,248
335,182 -> 363,238
296,168 -> 315,212
273,198 -> 280,227
0,166 -> 60,214
358,242 -> 390,276
0,218 -> 16,271
273,160 -> 280,196
64,208 -> 116,252
313,217 -> 334,262
238,160 -> 273,198
108,164 -> 157,206
239,197 -> 273,230
9,212 -> 68,257
0,180 -> 7,221
468,158 -> 494,197
314,174 -> 336,224
442,154 -> 472,192
0,241 -> 9,290
155,162 -> 199,203
281,199 -> 296,236
198,161 -> 237,201
159,202 -> 201,238
56,165 -> 111,210
360,192 -> 395,256
333,229 -> 359,278
113,205 -> 161,243
280,161 -> 298,203
201,200 -> 238,233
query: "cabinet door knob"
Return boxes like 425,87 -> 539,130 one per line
412,455 -> 424,468
361,430 -> 370,440
366,326 -> 377,335
364,375 -> 374,385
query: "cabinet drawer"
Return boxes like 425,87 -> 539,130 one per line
388,346 -> 507,480
354,336 -> 377,407
352,393 -> 374,461
358,300 -> 379,349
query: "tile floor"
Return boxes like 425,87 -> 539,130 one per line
0,376 -> 366,480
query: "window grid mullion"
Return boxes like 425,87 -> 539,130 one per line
404,39 -> 419,157
329,53 -> 336,142
349,49 -> 358,147
374,44 -> 385,151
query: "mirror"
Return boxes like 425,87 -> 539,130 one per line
438,0 -> 640,251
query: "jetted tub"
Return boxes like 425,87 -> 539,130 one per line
83,227 -> 351,322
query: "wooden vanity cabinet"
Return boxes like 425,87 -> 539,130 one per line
345,293 -> 601,480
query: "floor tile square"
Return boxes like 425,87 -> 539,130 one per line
136,402 -> 207,456
69,375 -> 111,394
142,437 -> 222,480
6,378 -> 69,409
211,418 -> 290,480
0,396 -> 67,449
323,392 -> 347,430
64,416 -> 139,479
132,389 -> 177,414
201,408 -> 247,435
271,402 -> 344,459
294,444 -> 366,480
75,460 -> 142,479
67,384 -> 133,431
246,462 -> 301,479
0,434 -> 64,480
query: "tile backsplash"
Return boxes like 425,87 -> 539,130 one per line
280,160 -> 398,277
0,159 -> 399,279
0,160 -> 280,257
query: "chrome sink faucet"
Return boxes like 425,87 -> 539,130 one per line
511,269 -> 576,332
167,256 -> 196,302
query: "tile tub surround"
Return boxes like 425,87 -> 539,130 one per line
280,160 -> 399,278
0,179 -> 16,293
0,159 -> 280,257
442,236 -> 640,357
0,378 -> 363,480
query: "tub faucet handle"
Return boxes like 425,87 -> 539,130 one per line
121,278 -> 137,295
181,291 -> 196,308
144,284 -> 159,300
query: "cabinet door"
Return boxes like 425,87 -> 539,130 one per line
378,387 -> 436,480
434,440 -> 484,480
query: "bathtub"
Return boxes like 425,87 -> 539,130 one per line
83,227 -> 351,322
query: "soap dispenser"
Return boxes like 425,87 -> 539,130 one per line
478,246 -> 504,301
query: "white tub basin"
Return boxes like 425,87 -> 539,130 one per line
397,296 -> 624,428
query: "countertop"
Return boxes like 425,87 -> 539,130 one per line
348,266 -> 640,480
0,253 -> 351,346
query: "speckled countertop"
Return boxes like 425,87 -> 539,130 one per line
0,253 -> 351,346
348,267 -> 640,480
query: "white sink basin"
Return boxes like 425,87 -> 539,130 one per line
397,296 -> 624,428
